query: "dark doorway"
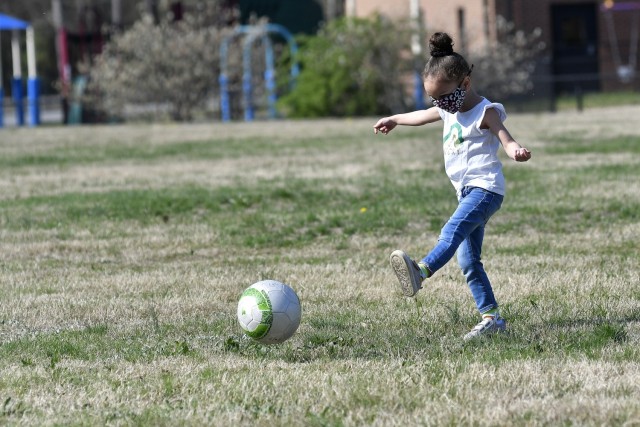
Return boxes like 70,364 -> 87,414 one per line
240,0 -> 323,35
551,3 -> 600,94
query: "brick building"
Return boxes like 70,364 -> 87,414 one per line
345,0 -> 640,95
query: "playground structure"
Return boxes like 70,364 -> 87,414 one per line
602,0 -> 640,83
219,24 -> 299,122
0,13 -> 41,128
52,0 -> 106,125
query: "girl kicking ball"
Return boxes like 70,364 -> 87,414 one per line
373,32 -> 531,341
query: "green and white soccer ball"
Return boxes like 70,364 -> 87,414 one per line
237,280 -> 301,344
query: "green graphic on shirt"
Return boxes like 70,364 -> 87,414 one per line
443,122 -> 464,147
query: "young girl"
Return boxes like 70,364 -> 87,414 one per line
373,32 -> 531,341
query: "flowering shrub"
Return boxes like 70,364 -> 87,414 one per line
88,14 -> 229,121
470,16 -> 546,99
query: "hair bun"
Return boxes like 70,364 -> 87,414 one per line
429,32 -> 454,57
430,48 -> 453,57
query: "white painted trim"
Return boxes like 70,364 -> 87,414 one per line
27,26 -> 37,78
11,30 -> 21,78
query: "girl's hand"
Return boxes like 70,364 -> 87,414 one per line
513,147 -> 532,162
373,118 -> 397,135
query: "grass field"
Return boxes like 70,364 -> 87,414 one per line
1,106 -> 639,426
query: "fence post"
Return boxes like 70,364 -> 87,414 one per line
574,85 -> 583,112
26,26 -> 40,126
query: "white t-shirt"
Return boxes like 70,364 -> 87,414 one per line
438,98 -> 506,197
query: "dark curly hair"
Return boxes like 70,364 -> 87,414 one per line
422,32 -> 471,82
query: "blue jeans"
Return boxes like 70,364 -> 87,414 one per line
420,187 -> 503,314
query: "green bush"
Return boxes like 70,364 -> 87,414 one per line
278,16 -> 412,118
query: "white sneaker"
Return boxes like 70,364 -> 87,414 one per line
463,316 -> 506,341
389,250 -> 423,297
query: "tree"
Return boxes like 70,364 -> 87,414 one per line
87,13 -> 229,121
277,16 -> 413,118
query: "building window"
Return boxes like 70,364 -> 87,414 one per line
458,7 -> 466,51
483,0 -> 490,39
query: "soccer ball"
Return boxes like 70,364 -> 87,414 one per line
237,280 -> 301,344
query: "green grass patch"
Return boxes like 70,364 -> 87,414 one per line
0,135 -> 361,169
555,90 -> 640,111
542,135 -> 640,155
0,171 -> 454,248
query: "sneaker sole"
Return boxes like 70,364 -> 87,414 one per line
389,250 -> 422,297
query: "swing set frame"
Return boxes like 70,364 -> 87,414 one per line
601,0 -> 640,83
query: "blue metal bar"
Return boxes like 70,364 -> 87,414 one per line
242,29 -> 278,121
242,30 -> 256,121
218,74 -> 230,122
601,2 -> 640,11
219,24 -> 300,122
264,24 -> 299,87
27,77 -> 40,126
263,36 -> 277,119
12,77 -> 24,126
0,88 -> 4,128
219,26 -> 251,122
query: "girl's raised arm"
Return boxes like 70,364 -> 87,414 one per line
483,108 -> 531,162
374,107 -> 441,135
